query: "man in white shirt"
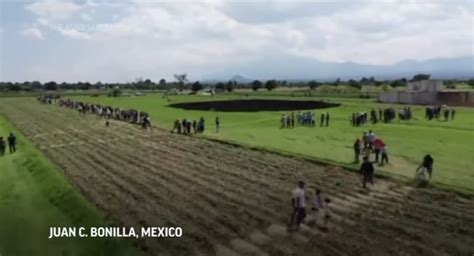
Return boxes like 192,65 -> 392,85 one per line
289,181 -> 306,230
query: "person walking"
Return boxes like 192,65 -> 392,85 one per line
417,154 -> 434,178
7,133 -> 16,153
289,181 -> 306,230
360,157 -> 374,189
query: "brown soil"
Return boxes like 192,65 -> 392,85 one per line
1,98 -> 473,256
169,99 -> 340,112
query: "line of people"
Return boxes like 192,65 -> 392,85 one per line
171,117 -> 206,135
0,133 -> 17,156
47,98 -> 152,129
281,112 -> 330,128
426,105 -> 455,121
350,107 -> 412,126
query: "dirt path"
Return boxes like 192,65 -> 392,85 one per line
1,99 -> 473,256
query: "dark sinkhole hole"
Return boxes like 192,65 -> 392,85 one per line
169,99 -> 341,112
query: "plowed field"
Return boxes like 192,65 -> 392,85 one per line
1,98 -> 473,256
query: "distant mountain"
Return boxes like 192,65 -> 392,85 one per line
202,55 -> 473,81
230,75 -> 251,84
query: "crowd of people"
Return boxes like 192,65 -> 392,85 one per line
351,107 -> 412,126
426,105 -> 455,121
281,111 -> 330,128
0,133 -> 17,157
353,130 -> 388,166
171,117 -> 206,135
289,150 -> 435,231
38,96 -> 153,129
33,94 -> 447,236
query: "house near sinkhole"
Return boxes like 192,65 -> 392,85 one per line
379,79 -> 474,106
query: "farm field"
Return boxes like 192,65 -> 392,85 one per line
0,97 -> 473,255
72,93 -> 474,195
0,115 -> 139,256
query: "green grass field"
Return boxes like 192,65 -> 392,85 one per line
0,116 -> 140,256
74,92 -> 474,195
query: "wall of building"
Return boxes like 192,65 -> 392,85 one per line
437,91 -> 474,106
379,92 -> 399,103
407,80 -> 445,92
379,91 -> 437,104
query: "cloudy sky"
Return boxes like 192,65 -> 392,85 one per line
0,0 -> 472,82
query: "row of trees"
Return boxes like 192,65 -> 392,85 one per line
1,74 -> 473,92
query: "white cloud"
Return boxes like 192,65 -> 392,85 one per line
25,0 -> 83,23
58,28 -> 91,40
21,27 -> 45,40
81,1 -> 472,65
8,0 -> 474,81
81,13 -> 92,21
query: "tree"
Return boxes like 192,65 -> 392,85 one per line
251,80 -> 262,91
215,82 -> 225,90
348,79 -> 361,89
368,76 -> 375,84
159,79 -> 167,87
360,77 -> 369,84
390,80 -> 404,88
374,81 -> 383,87
467,79 -> 474,88
31,81 -> 42,90
225,81 -> 234,92
44,81 -> 58,91
265,80 -> 277,91
411,74 -> 430,81
7,83 -> 21,91
307,80 -> 321,90
174,73 -> 187,91
110,88 -> 122,97
334,78 -> 341,86
191,81 -> 203,92
80,82 -> 91,90
94,81 -> 103,89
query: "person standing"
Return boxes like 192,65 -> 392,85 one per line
0,137 -> 5,156
374,145 -> 381,163
199,117 -> 205,133
353,138 -> 362,163
320,113 -> 325,127
215,116 -> 220,133
7,133 -> 16,153
367,130 -> 376,149
451,109 -> 455,120
289,181 -> 306,230
360,157 -> 374,189
444,109 -> 449,121
380,146 -> 389,165
192,120 -> 197,133
325,112 -> 330,126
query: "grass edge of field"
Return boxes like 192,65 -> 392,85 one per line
197,134 -> 474,198
0,115 -> 143,256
